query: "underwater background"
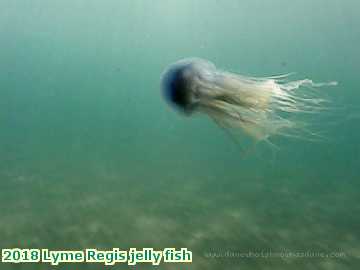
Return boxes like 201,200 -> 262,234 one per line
0,0 -> 359,269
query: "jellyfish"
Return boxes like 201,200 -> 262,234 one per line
161,58 -> 337,143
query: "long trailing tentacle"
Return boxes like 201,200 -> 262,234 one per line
197,71 -> 337,142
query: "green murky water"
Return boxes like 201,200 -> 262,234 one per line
0,1 -> 359,269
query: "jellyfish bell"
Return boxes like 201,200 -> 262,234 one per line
161,58 -> 215,115
161,57 -> 337,143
